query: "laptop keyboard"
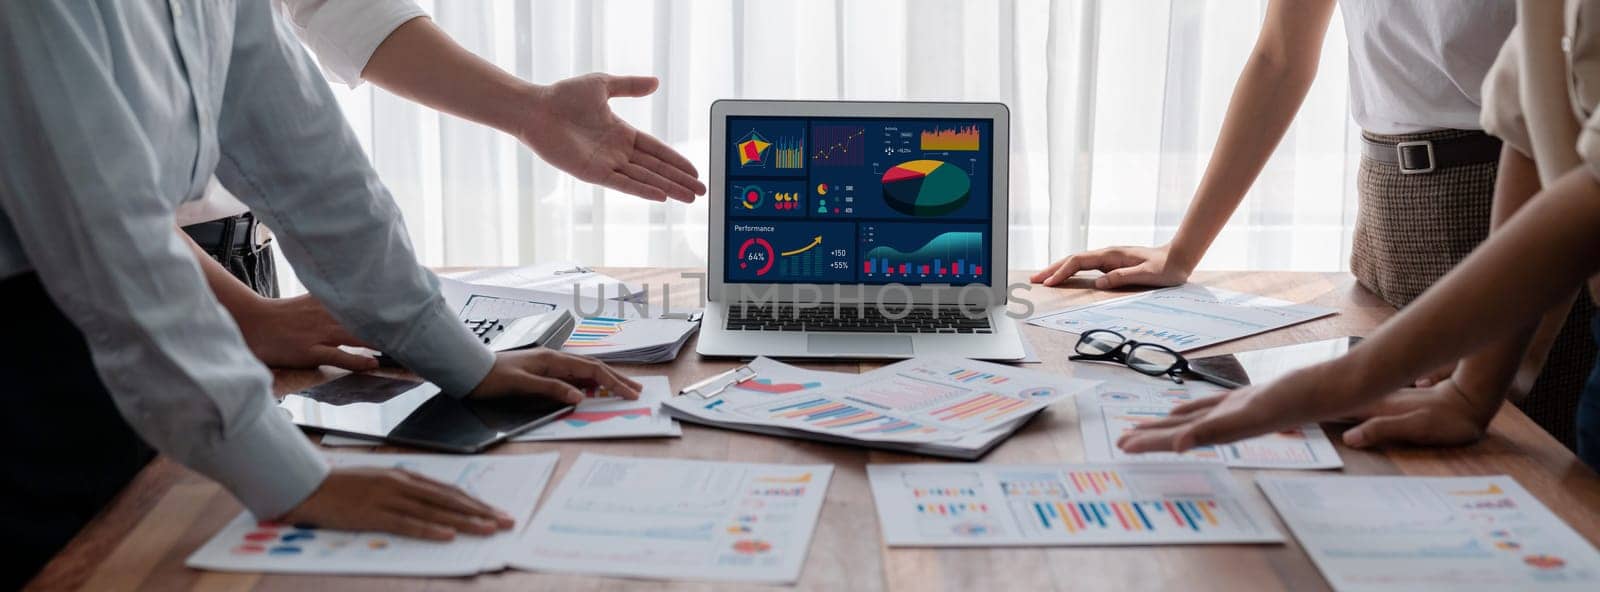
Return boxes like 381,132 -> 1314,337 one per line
725,305 -> 993,334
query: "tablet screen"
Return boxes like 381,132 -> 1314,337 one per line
280,374 -> 572,453
1187,337 -> 1362,388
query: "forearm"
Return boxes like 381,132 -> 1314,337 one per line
1166,0 -> 1334,270
220,0 -> 494,395
361,16 -> 538,137
1446,146 -> 1548,411
1341,168 -> 1600,398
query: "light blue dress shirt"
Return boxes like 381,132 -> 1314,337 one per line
0,0 -> 495,516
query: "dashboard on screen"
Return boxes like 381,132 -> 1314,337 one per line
723,116 -> 994,286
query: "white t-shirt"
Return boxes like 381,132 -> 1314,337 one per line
176,0 -> 425,227
1339,0 -> 1515,134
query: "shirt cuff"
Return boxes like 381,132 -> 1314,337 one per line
384,289 -> 497,397
294,1 -> 427,87
184,403 -> 330,518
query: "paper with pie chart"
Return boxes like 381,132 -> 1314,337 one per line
509,453 -> 833,584
868,463 -> 1282,546
1258,475 -> 1600,592
1077,380 -> 1342,469
186,452 -> 558,576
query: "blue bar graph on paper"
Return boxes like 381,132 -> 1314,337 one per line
1133,503 -> 1154,530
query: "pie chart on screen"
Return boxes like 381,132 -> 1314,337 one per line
881,159 -> 971,216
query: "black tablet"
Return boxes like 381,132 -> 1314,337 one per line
279,374 -> 572,453
1186,337 -> 1362,389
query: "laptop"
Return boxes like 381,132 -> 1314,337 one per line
697,100 -> 1025,360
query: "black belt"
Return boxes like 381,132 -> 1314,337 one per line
181,213 -> 262,255
1360,131 -> 1502,174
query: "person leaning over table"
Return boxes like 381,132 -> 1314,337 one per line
1118,0 -> 1600,472
178,0 -> 706,373
0,1 -> 649,588
1029,0 -> 1597,451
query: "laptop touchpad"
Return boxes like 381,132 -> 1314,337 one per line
807,334 -> 914,356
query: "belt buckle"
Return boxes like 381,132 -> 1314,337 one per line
1396,140 -> 1435,175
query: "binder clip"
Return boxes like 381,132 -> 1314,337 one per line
679,365 -> 759,399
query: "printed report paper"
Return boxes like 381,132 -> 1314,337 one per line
1077,380 -> 1343,469
1258,475 -> 1600,592
868,462 -> 1282,546
187,452 -> 559,576
509,453 -> 833,584
1027,284 -> 1337,352
677,356 -> 1093,444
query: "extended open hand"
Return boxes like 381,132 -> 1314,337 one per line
519,73 -> 706,203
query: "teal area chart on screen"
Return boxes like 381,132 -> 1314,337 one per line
860,223 -> 987,283
724,116 -> 993,285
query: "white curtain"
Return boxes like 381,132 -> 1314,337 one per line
325,0 -> 1361,274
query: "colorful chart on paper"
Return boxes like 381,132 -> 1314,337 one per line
868,463 -> 1282,546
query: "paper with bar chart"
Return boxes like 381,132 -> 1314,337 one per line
188,452 -> 558,576
1028,284 -> 1337,352
512,376 -> 680,442
1258,475 -> 1600,592
663,357 -> 1097,458
868,463 -> 1282,546
1077,380 -> 1343,469
557,313 -> 699,364
720,356 -> 1089,443
509,454 -> 833,584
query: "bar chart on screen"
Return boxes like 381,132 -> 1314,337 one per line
859,223 -> 987,283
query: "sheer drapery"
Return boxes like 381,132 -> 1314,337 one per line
325,0 -> 1360,274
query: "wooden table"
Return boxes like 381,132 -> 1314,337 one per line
29,270 -> 1600,591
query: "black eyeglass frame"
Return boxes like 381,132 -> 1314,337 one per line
1068,329 -> 1191,383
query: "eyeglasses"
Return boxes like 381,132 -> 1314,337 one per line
1069,329 -> 1190,383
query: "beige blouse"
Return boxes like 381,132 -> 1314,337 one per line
1481,0 -> 1600,184
1480,0 -> 1600,301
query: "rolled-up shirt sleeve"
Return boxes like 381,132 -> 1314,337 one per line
216,0 -> 495,396
271,0 -> 425,87
0,3 -> 327,518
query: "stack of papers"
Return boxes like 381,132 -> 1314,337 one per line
560,313 -> 699,364
1259,475 -> 1600,591
186,452 -> 559,576
1028,284 -> 1338,352
867,462 -> 1282,546
507,453 -> 833,584
1076,379 -> 1343,469
664,356 -> 1099,459
448,262 -> 645,302
320,376 -> 681,447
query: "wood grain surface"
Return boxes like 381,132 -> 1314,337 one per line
26,269 -> 1600,591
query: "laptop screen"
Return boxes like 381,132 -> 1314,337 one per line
724,116 -> 995,286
